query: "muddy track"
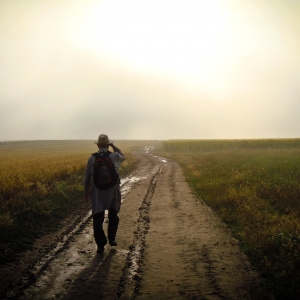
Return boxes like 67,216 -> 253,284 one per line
117,163 -> 165,299
1,151 -> 266,300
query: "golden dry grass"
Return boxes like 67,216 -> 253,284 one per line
0,140 -> 157,263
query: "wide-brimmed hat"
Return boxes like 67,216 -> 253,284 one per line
95,134 -> 113,145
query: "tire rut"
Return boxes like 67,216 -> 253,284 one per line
117,163 -> 165,299
1,213 -> 92,300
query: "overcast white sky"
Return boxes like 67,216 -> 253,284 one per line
1,0 -> 300,140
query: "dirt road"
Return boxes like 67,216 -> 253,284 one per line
1,150 -> 263,300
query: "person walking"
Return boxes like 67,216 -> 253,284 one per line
84,134 -> 125,253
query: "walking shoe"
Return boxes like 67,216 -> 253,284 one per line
109,240 -> 118,246
97,246 -> 104,254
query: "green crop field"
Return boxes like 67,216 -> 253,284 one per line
0,140 -> 157,264
161,139 -> 300,300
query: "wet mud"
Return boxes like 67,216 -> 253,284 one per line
117,163 -> 165,299
1,149 -> 265,300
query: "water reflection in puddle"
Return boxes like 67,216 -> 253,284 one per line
121,176 -> 146,199
104,176 -> 146,220
153,156 -> 167,163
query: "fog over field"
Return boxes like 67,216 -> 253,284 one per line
1,0 -> 300,140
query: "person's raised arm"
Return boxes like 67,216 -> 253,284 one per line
109,143 -> 124,156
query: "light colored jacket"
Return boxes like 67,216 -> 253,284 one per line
83,148 -> 125,214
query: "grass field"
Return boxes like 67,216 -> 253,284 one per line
0,140 -> 156,263
161,139 -> 300,300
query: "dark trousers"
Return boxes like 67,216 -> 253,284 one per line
92,209 -> 119,247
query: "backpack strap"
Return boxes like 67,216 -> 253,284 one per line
92,150 -> 112,158
92,151 -> 112,171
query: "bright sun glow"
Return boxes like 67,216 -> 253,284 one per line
69,1 -> 228,72
66,0 -> 290,99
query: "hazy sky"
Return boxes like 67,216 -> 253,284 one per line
1,0 -> 300,140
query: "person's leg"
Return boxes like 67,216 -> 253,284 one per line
107,208 -> 119,245
92,211 -> 107,250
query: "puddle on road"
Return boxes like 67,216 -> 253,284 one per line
152,155 -> 168,163
120,176 -> 146,199
124,243 -> 142,282
102,176 -> 147,220
144,146 -> 154,154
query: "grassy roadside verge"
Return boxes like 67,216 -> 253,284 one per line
0,140 -> 147,264
160,140 -> 300,300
